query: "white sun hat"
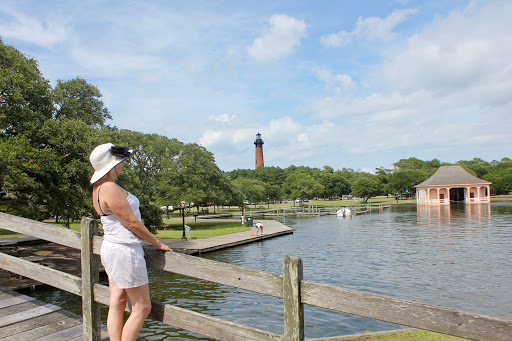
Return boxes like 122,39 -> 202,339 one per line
89,143 -> 133,184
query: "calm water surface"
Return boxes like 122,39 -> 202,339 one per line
31,202 -> 512,340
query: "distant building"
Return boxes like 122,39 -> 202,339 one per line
254,132 -> 264,169
415,166 -> 491,205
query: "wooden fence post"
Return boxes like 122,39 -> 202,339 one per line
283,255 -> 304,341
81,217 -> 101,341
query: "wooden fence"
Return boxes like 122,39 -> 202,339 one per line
1,212 -> 511,341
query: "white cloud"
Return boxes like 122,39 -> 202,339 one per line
320,30 -> 352,47
209,113 -> 238,123
311,1 -> 512,157
199,117 -> 339,169
321,8 -> 417,47
247,14 -> 307,62
383,3 -> 512,99
317,70 -> 358,95
0,7 -> 68,47
199,130 -> 224,148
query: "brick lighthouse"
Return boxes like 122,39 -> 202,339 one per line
254,132 -> 264,169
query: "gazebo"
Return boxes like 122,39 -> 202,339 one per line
415,166 -> 491,205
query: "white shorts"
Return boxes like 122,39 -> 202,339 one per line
100,239 -> 148,289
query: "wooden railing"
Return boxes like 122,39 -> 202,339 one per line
1,212 -> 511,340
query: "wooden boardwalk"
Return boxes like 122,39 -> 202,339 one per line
167,219 -> 293,255
0,285 -> 109,340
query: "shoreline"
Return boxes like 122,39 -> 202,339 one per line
0,219 -> 293,290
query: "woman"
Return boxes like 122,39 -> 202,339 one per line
89,143 -> 172,341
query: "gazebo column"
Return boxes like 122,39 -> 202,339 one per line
484,185 -> 491,202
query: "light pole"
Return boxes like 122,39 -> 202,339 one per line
180,201 -> 187,240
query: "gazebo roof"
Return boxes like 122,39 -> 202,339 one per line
415,165 -> 491,187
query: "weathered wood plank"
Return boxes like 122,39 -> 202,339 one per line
93,235 -> 103,255
0,303 -> 61,327
81,217 -> 101,341
0,317 -> 82,341
36,323 -> 84,341
148,298 -> 282,341
0,292 -> 12,300
0,287 -> 17,298
0,310 -> 81,340
0,294 -> 36,308
0,212 -> 81,249
283,255 -> 304,341
0,252 -> 81,295
67,326 -> 110,341
144,248 -> 284,298
92,282 -> 279,341
301,281 -> 512,341
0,300 -> 46,318
93,283 -> 110,307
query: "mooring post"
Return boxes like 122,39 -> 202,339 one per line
283,255 -> 304,341
81,217 -> 101,341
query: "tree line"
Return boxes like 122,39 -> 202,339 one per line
2,39 -> 511,228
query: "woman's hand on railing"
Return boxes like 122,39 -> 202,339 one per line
155,242 -> 173,252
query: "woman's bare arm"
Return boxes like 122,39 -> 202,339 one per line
100,182 -> 172,251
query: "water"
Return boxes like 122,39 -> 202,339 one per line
30,202 -> 512,340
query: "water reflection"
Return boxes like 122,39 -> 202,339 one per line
417,203 -> 492,230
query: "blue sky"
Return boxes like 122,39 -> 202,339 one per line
1,0 -> 511,172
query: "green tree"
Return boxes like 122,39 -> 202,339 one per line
39,119 -> 98,225
231,177 -> 267,204
388,169 -> 427,197
0,39 -> 54,219
393,157 -> 440,172
0,38 -> 53,138
0,136 -> 50,219
116,130 -> 183,230
351,175 -> 380,202
484,160 -> 512,195
53,77 -> 112,127
174,143 -> 229,212
456,158 -> 492,178
283,170 -> 324,200
264,183 -> 282,203
320,172 -> 350,199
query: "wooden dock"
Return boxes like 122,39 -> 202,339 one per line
167,219 -> 293,254
0,285 -> 109,340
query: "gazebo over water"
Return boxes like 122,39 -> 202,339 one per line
415,165 -> 491,205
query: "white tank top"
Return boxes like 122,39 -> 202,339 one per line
100,192 -> 144,246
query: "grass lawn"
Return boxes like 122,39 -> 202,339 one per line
225,197 -> 417,213
156,219 -> 250,239
0,228 -> 25,239
0,218 -> 250,240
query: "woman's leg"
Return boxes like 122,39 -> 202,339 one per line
122,283 -> 152,341
107,280 -> 128,341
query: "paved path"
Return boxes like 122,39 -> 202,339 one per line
166,220 -> 293,255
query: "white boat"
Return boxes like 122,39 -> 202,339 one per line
336,207 -> 351,217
